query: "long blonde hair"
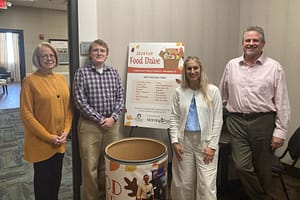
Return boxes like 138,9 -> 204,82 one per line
181,56 -> 211,106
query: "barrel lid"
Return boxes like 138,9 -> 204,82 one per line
105,137 -> 167,164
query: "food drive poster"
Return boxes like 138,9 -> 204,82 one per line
124,42 -> 184,129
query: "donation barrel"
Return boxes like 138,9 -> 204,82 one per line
105,137 -> 168,200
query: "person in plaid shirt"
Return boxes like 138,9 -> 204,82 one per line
73,39 -> 124,200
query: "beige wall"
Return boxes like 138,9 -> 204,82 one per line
78,0 -> 241,159
95,0 -> 240,85
0,0 -> 298,166
239,0 -> 300,164
0,6 -> 68,75
78,0 -> 300,166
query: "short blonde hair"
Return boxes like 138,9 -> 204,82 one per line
89,39 -> 109,54
32,42 -> 59,68
88,39 -> 109,62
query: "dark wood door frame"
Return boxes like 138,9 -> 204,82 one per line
68,1 -> 81,200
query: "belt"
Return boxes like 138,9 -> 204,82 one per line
230,112 -> 275,120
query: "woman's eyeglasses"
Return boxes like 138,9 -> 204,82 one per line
40,54 -> 56,60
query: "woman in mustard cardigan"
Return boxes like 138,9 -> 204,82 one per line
20,42 -> 72,200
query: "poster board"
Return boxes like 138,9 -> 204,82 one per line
49,39 -> 69,65
124,42 -> 184,129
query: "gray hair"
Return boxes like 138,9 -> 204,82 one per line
243,26 -> 265,43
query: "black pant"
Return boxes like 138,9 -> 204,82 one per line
33,153 -> 64,200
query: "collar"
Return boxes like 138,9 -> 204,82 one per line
238,52 -> 266,66
89,63 -> 111,71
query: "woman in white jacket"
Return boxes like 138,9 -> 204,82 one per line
170,56 -> 223,200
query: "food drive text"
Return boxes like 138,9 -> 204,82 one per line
129,56 -> 161,65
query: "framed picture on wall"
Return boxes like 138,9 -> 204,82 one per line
49,39 -> 69,65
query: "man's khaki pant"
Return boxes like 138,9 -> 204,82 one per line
77,117 -> 120,200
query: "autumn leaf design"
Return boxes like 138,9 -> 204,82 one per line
124,177 -> 138,197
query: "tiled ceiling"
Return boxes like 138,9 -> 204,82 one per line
8,0 -> 67,11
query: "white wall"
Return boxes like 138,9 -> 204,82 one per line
78,0 -> 98,67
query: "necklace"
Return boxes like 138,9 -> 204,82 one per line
43,73 -> 61,98
52,76 -> 60,98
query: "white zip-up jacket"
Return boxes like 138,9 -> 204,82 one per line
170,84 -> 223,150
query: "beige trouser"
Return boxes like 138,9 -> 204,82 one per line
171,132 -> 218,200
77,117 -> 120,200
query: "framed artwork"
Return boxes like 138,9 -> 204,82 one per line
49,39 -> 69,65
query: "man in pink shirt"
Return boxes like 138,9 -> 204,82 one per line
219,26 -> 290,200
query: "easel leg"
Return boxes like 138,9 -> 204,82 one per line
129,126 -> 137,137
167,128 -> 173,192
167,128 -> 173,158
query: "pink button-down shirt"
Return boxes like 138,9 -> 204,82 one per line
219,53 -> 291,139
